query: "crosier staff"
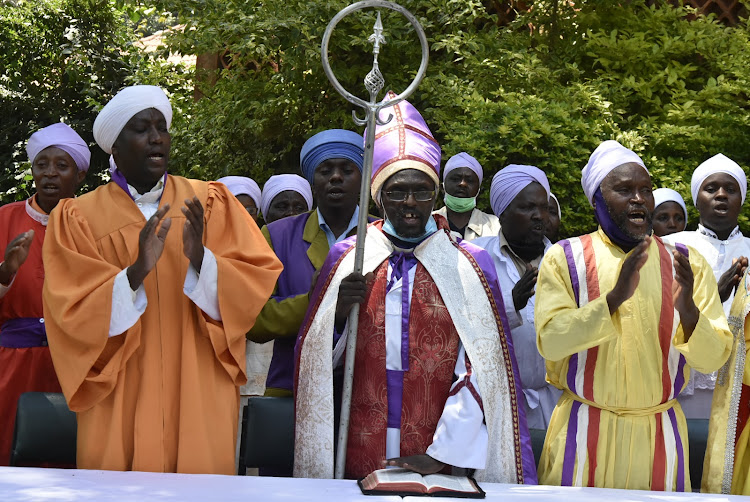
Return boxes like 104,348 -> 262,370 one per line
320,0 -> 429,479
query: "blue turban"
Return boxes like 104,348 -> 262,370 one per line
299,129 -> 364,184
490,164 -> 550,216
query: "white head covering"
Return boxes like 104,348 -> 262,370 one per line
549,192 -> 561,220
653,188 -> 688,225
260,174 -> 313,218
93,85 -> 173,154
26,123 -> 91,172
443,152 -> 483,183
490,164 -> 550,216
690,153 -> 747,205
581,140 -> 648,206
217,176 -> 261,206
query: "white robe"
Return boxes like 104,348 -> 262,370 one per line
664,225 -> 750,419
472,235 -> 561,429
434,207 -> 500,241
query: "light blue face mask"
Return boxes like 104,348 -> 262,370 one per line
382,213 -> 439,244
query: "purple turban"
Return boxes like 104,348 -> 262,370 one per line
490,164 -> 550,216
93,85 -> 172,154
299,129 -> 364,185
26,123 -> 91,172
261,174 -> 313,218
444,152 -> 483,183
217,176 -> 262,207
370,91 -> 441,199
582,140 -> 647,206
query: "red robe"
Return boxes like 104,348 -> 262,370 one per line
0,198 -> 62,465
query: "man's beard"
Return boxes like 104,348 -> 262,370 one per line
606,199 -> 653,241
508,238 -> 546,262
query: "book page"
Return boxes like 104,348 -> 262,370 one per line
422,473 -> 478,493
360,468 -> 429,494
369,468 -> 425,485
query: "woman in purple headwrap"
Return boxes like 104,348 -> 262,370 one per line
0,123 -> 89,465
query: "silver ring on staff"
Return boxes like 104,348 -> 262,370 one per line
320,0 -> 430,122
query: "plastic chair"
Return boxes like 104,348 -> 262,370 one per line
686,418 -> 709,489
237,396 -> 294,475
10,392 -> 76,466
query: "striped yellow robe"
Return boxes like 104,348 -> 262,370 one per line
535,229 -> 731,491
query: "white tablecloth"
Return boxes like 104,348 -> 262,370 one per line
407,482 -> 748,501
0,467 -> 745,501
0,468 -> 399,502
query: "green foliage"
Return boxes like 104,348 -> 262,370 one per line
149,0 -> 750,236
5,0 -> 750,237
0,0 -> 184,202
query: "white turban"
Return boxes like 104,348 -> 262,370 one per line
690,153 -> 747,205
581,140 -> 648,206
490,164 -> 550,216
93,85 -> 172,154
443,152 -> 483,183
26,123 -> 91,172
653,188 -> 687,222
260,174 -> 313,218
549,192 -> 561,220
217,176 -> 261,206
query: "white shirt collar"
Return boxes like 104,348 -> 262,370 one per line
25,197 -> 49,227
697,223 -> 743,242
128,178 -> 165,204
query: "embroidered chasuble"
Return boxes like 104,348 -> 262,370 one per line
536,229 -> 732,491
346,260 -> 460,478
42,176 -> 282,474
294,218 -> 536,484
702,270 -> 750,494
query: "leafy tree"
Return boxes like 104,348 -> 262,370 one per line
152,0 -> 750,236
0,0 -> 187,202
7,0 -> 750,236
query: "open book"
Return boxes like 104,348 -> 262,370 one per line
358,468 -> 485,498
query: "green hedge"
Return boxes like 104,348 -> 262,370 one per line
4,0 -> 750,237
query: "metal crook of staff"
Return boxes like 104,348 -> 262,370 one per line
320,0 -> 429,480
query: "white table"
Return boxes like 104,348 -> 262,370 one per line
0,467 -> 399,501
0,467 -> 745,501
405,482 -> 749,501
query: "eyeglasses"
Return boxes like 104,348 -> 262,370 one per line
383,190 -> 436,202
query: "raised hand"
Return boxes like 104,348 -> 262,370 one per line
181,197 -> 205,272
385,454 -> 445,475
512,264 -> 538,312
0,230 -> 35,285
606,237 -> 651,314
717,256 -> 748,303
334,272 -> 373,332
127,205 -> 172,290
672,249 -> 700,339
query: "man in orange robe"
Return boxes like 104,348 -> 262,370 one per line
42,85 -> 282,474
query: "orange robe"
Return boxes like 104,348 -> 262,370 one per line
42,176 -> 282,474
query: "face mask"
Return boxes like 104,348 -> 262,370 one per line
382,212 -> 439,244
443,193 -> 476,213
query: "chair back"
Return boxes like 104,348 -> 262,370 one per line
686,418 -> 709,488
10,392 -> 76,466
238,396 -> 294,474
